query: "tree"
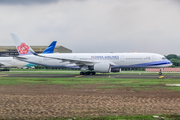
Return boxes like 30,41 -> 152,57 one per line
166,54 -> 178,60
169,58 -> 180,67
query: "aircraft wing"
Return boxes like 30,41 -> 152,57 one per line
29,50 -> 116,66
40,55 -> 93,65
28,50 -> 94,65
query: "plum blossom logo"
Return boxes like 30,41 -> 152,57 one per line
17,43 -> 29,54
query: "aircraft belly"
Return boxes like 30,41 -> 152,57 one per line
111,60 -> 171,68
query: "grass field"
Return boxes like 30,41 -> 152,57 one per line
2,70 -> 180,75
1,71 -> 180,119
0,71 -> 80,74
1,77 -> 180,92
46,115 -> 180,120
16,114 -> 180,120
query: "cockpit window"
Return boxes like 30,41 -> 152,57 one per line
162,57 -> 167,60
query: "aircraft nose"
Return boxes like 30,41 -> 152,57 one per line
168,60 -> 173,66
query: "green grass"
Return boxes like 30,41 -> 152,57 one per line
1,77 -> 180,91
0,71 -> 79,74
27,114 -> 180,120
0,77 -> 101,85
2,70 -> 180,75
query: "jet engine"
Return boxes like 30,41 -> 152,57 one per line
0,62 -> 12,67
94,63 -> 111,73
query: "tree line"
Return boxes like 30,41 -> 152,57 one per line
166,54 -> 180,67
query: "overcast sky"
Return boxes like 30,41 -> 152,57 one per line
0,0 -> 180,55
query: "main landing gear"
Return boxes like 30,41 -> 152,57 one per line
80,71 -> 96,75
0,69 -> 10,71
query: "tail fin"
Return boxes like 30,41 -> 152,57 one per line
42,41 -> 57,54
10,33 -> 35,56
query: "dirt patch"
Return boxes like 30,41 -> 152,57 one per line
0,84 -> 180,119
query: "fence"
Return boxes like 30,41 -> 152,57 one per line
146,68 -> 180,72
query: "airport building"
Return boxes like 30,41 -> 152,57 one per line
0,46 -> 72,57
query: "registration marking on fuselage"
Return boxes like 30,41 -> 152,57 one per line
75,75 -> 84,78
159,76 -> 164,78
0,74 -> 8,77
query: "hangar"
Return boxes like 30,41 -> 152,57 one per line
0,46 -> 72,57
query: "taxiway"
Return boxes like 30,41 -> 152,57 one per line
0,74 -> 180,79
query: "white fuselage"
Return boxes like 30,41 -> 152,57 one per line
17,53 -> 172,69
0,57 -> 29,68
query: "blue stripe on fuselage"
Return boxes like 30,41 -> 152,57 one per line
111,60 -> 172,68
22,60 -> 171,69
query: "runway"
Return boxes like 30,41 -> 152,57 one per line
1,73 -> 180,79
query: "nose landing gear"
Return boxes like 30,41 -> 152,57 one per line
158,69 -> 162,75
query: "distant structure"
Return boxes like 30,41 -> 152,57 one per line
0,46 -> 72,57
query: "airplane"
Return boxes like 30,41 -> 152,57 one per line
0,41 -> 57,71
11,33 -> 172,75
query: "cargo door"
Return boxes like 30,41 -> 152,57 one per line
120,56 -> 124,62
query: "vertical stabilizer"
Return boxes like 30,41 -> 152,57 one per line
42,41 -> 57,54
10,33 -> 35,56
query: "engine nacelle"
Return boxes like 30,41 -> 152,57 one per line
111,68 -> 121,72
0,62 -> 12,67
94,63 -> 111,73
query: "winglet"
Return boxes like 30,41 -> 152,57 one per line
10,33 -> 35,56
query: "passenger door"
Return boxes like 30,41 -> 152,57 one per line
152,55 -> 156,62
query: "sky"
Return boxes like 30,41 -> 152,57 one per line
0,0 -> 180,55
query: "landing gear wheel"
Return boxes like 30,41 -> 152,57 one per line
92,72 -> 96,75
159,69 -> 162,75
85,72 -> 90,75
80,72 -> 96,75
158,72 -> 162,75
80,72 -> 84,75
3,69 -> 9,71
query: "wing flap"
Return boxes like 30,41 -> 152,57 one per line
50,57 -> 93,65
29,50 -> 94,65
29,50 -> 115,66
